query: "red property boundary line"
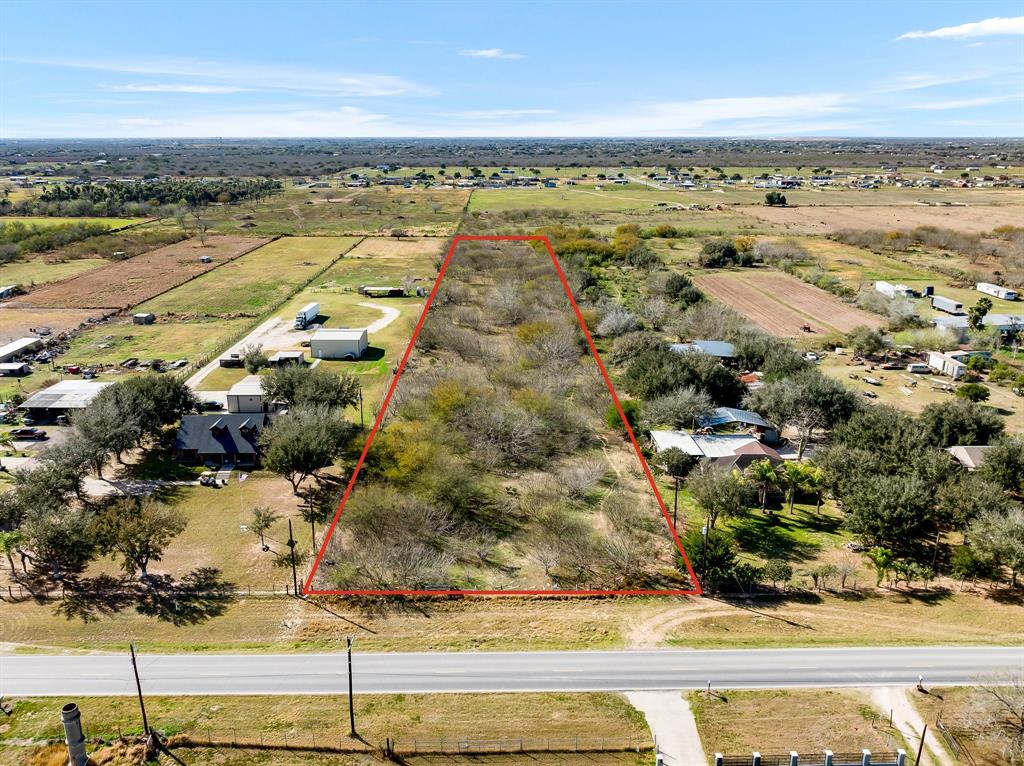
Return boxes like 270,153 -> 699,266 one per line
303,235 -> 702,597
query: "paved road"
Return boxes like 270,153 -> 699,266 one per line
3,647 -> 1021,697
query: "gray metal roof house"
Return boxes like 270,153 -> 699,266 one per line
174,413 -> 275,467
669,340 -> 736,359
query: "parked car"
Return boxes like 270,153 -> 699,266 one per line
200,400 -> 224,411
10,427 -> 47,440
56,414 -> 70,426
199,471 -> 219,487
21,416 -> 35,425
169,359 -> 188,369
120,358 -> 139,369
64,365 -> 81,375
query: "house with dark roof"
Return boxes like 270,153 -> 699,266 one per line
173,413 -> 275,467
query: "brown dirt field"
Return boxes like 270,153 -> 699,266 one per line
344,236 -> 448,260
694,271 -> 884,336
0,307 -> 105,343
743,203 -> 1024,234
5,236 -> 273,310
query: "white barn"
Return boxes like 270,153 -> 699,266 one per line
310,329 -> 368,360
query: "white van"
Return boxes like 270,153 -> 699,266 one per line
907,363 -> 930,374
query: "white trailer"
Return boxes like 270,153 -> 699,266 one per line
874,281 -> 915,298
926,350 -> 967,380
977,282 -> 1018,301
930,295 -> 963,314
295,302 -> 320,329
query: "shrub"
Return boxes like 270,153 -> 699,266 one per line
955,382 -> 990,402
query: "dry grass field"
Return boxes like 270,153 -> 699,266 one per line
688,689 -> 901,755
1,692 -> 649,766
0,306 -> 105,342
5,235 -> 272,309
693,271 -> 883,336
743,201 -> 1024,234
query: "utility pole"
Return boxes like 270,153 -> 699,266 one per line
347,637 -> 357,737
129,644 -> 150,736
287,518 -> 299,596
673,476 -> 679,529
915,724 -> 928,766
358,387 -> 364,430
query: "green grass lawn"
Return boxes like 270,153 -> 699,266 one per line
61,318 -> 251,366
0,256 -> 107,287
138,236 -> 361,316
202,188 -> 468,236
0,215 -> 147,229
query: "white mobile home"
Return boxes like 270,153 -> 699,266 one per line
977,282 -> 1018,301
310,329 -> 368,360
926,351 -> 967,380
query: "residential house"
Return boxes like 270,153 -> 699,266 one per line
174,413 -> 274,467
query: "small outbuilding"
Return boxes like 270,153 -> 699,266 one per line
0,362 -> 30,376
946,445 -> 991,471
132,312 -> 156,325
0,337 -> 42,364
267,350 -> 305,367
226,375 -> 267,414
669,340 -> 736,359
311,328 -> 368,360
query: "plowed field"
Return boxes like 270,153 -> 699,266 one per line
4,236 -> 272,310
694,271 -> 884,336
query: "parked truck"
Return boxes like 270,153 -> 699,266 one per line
931,295 -> 964,314
295,302 -> 320,329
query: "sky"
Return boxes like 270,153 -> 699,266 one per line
0,0 -> 1022,139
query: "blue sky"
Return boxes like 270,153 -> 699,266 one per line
1,1 -> 1022,138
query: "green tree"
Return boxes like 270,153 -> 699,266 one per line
249,505 -> 278,549
969,506 -> 1024,587
841,474 -> 936,552
241,343 -> 268,374
260,406 -> 356,494
955,382 -> 990,402
686,467 -> 754,530
745,370 -> 861,458
262,365 -> 361,409
763,558 -> 793,590
747,459 -> 779,512
0,530 -> 23,575
846,326 -> 885,357
864,547 -> 895,587
968,297 -> 993,330
606,400 -> 640,434
679,526 -> 739,594
93,497 -> 187,578
918,398 -> 1004,447
764,191 -> 787,206
979,436 -> 1024,494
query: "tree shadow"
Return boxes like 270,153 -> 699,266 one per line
55,568 -> 236,625
134,568 -> 236,626
887,586 -> 955,606
983,587 -> 1023,606
728,511 -> 829,563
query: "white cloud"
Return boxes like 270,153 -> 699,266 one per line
459,48 -> 525,59
7,56 -> 434,97
104,83 -> 253,94
908,95 -> 1021,110
451,108 -> 555,119
899,16 -> 1024,40
883,72 -> 992,92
